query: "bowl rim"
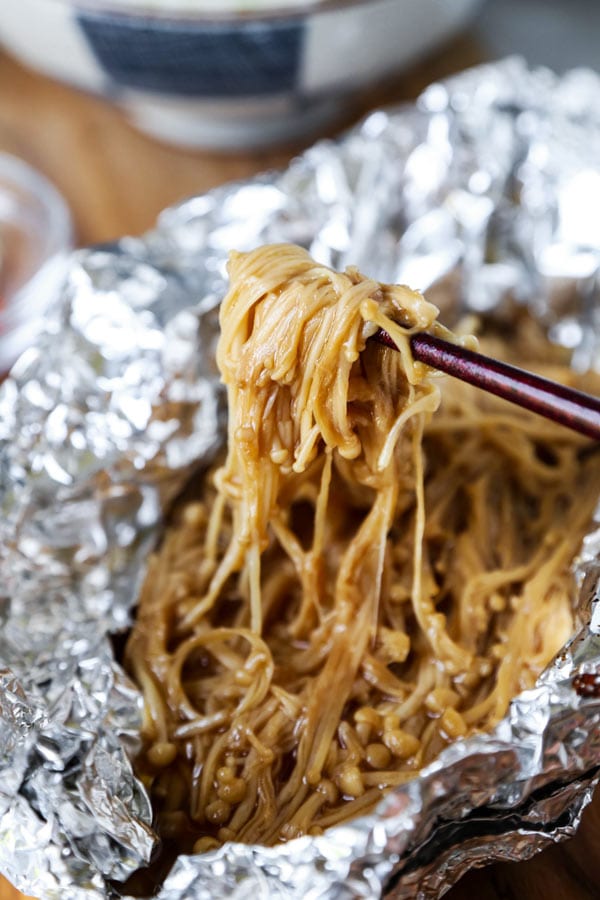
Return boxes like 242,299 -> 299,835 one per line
43,0 -> 384,24
0,152 -> 72,323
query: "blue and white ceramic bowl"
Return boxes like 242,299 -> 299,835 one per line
0,0 -> 481,149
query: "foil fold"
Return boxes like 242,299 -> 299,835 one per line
1,57 -> 600,899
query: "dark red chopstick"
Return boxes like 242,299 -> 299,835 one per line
375,329 -> 600,441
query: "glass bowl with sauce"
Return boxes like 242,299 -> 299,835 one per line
0,153 -> 72,375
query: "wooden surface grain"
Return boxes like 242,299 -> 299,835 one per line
0,32 -> 597,900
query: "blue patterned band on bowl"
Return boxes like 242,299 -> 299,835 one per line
77,12 -> 304,96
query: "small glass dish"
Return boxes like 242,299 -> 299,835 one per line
0,153 -> 72,374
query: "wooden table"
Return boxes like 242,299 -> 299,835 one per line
0,33 -> 597,900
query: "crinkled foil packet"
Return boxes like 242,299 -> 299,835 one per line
2,57 -> 600,899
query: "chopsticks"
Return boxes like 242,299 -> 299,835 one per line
374,329 -> 600,441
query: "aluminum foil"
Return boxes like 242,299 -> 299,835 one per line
1,56 -> 600,900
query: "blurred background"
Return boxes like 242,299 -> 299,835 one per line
0,0 -> 598,898
0,0 -> 598,247
1,0 -> 596,369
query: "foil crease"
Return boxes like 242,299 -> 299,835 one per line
0,57 -> 600,899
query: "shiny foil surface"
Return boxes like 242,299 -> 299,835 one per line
1,57 -> 600,899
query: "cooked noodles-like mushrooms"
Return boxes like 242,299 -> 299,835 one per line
127,244 -> 600,852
